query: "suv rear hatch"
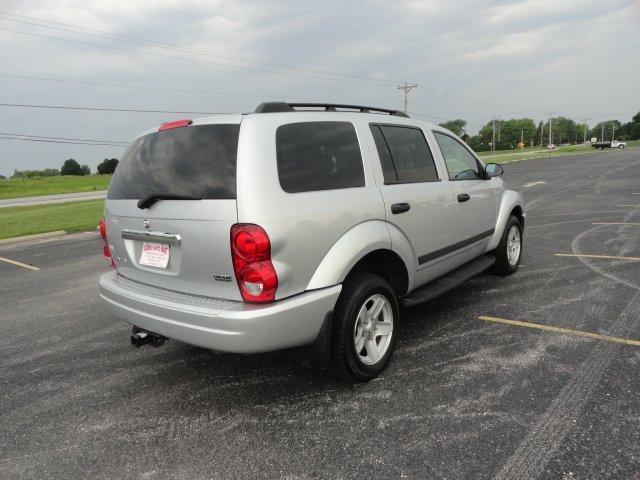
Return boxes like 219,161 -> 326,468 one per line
105,119 -> 242,300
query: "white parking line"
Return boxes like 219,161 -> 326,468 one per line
592,222 -> 640,226
0,255 -> 40,271
522,181 -> 547,188
618,205 -> 640,207
555,253 -> 640,261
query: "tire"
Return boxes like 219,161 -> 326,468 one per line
619,145 -> 625,149
329,274 -> 398,382
493,215 -> 523,276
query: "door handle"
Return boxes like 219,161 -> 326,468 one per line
391,202 -> 411,214
457,194 -> 470,203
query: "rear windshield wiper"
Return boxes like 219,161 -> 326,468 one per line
137,193 -> 201,209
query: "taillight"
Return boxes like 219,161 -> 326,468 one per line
230,224 -> 278,303
99,218 -> 114,267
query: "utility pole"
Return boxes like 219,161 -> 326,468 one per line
497,116 -> 501,142
492,117 -> 496,155
520,129 -> 524,148
582,117 -> 590,144
547,112 -> 555,147
612,125 -> 615,141
397,82 -> 418,114
601,124 -> 604,141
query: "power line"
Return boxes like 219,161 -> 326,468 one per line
0,27 -> 396,87
0,102 -> 224,114
0,73 -> 273,99
0,12 -> 401,85
0,12 -> 554,112
0,135 -> 127,147
0,72 -> 490,126
0,131 -> 129,145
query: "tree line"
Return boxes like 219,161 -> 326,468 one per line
440,110 -> 640,151
7,158 -> 119,179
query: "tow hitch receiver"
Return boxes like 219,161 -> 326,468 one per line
130,326 -> 168,348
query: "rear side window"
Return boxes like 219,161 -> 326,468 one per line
276,121 -> 365,193
371,125 -> 438,183
107,124 -> 239,200
370,125 -> 397,183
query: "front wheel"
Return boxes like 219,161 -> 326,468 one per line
329,274 -> 398,382
493,215 -> 523,276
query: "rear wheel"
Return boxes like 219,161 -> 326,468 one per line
493,215 -> 522,276
329,274 -> 398,382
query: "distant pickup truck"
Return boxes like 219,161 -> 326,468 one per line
592,140 -> 626,149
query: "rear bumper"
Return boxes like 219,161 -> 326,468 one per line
99,272 -> 341,353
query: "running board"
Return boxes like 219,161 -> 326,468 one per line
401,255 -> 495,308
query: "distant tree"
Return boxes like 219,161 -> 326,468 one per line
534,120 -> 544,147
478,118 -> 536,150
466,135 -> 488,152
97,158 -> 119,174
0,175 -> 6,180
439,119 -> 467,137
42,168 -> 60,177
543,116 -> 579,144
60,159 -> 83,176
81,164 -> 91,176
11,168 -> 59,178
590,120 -> 621,142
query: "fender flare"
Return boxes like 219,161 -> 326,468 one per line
486,189 -> 525,251
306,220 -> 414,291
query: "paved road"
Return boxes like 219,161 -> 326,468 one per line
0,190 -> 107,208
1,149 -> 639,479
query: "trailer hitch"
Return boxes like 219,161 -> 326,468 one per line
130,326 -> 168,348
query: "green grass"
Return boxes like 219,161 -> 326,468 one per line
0,175 -> 111,200
479,144 -> 598,164
0,200 -> 104,240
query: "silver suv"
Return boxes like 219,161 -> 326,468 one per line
99,102 -> 525,382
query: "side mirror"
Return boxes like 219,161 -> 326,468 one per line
485,163 -> 503,178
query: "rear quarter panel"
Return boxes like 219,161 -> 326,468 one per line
236,113 -> 386,300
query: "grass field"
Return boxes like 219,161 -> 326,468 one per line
477,142 -> 638,164
0,200 -> 104,240
0,175 -> 111,200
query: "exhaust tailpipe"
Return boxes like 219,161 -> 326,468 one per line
131,326 -> 168,348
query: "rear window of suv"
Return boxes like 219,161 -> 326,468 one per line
107,124 -> 240,200
276,121 -> 365,193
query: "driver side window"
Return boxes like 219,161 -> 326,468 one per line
433,132 -> 481,181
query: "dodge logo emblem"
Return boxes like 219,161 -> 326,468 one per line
143,219 -> 150,230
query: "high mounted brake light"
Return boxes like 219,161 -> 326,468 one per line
230,224 -> 278,303
158,119 -> 192,131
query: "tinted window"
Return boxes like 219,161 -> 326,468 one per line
433,132 -> 481,180
369,125 -> 397,183
276,122 -> 364,193
379,125 -> 438,183
108,124 -> 239,199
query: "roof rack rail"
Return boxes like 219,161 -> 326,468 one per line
254,102 -> 409,118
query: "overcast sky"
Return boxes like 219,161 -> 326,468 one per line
0,0 -> 638,176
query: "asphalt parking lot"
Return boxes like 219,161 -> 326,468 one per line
1,149 -> 639,480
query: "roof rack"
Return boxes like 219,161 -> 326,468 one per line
254,102 -> 409,118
